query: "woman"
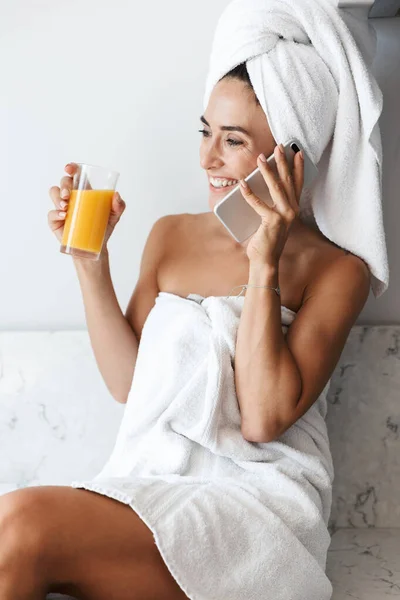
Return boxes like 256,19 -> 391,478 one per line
1,64 -> 370,599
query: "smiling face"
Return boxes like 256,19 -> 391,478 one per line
200,77 -> 277,212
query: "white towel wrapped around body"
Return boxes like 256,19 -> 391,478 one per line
203,0 -> 389,298
72,293 -> 335,600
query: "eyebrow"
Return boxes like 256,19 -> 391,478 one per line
200,115 -> 251,136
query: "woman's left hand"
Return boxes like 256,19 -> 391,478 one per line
239,144 -> 304,267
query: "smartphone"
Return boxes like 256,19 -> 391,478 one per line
213,138 -> 319,243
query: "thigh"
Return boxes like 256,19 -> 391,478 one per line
0,485 -> 187,600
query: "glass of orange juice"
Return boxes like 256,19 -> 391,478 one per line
60,163 -> 120,260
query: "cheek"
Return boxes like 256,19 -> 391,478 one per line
232,144 -> 251,160
239,146 -> 259,169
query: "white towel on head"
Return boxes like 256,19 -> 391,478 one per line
203,0 -> 389,298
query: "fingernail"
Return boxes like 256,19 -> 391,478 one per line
258,153 -> 267,163
299,150 -> 304,160
60,200 -> 67,209
61,189 -> 69,199
278,143 -> 285,154
239,179 -> 248,189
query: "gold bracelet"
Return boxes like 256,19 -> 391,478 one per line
226,284 -> 281,299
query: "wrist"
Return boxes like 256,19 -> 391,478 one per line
73,249 -> 109,272
248,262 -> 279,285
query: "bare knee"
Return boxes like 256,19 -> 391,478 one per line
0,487 -> 51,573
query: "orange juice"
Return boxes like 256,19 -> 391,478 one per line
61,189 -> 113,254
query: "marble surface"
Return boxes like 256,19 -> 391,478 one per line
0,332 -> 124,493
327,528 -> 400,599
1,324 -> 400,598
325,325 -> 400,533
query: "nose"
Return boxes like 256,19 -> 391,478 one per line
200,140 -> 224,172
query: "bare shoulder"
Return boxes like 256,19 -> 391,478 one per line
166,212 -> 199,238
158,212 -> 201,256
303,233 -> 371,317
150,213 -> 186,257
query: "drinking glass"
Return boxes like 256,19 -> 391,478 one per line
60,163 -> 120,260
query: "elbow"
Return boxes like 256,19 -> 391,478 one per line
112,390 -> 129,404
241,421 -> 281,444
115,396 -> 128,405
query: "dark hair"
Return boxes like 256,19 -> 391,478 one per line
219,62 -> 260,107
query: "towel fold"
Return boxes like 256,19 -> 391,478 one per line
203,0 -> 389,298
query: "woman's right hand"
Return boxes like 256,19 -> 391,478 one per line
48,162 -> 126,255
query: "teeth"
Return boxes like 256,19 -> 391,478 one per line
210,177 -> 238,188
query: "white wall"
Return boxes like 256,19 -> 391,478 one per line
1,1 -> 399,329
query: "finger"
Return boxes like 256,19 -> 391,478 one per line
293,151 -> 305,205
110,192 -> 125,214
64,163 -> 93,190
272,145 -> 298,213
64,163 -> 79,177
48,208 -> 66,226
239,179 -> 275,218
257,151 -> 290,217
49,186 -> 68,210
58,175 -> 73,202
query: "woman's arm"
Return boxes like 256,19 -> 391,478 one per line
235,254 -> 371,443
234,262 -> 302,443
73,250 -> 139,404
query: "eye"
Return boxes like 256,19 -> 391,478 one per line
198,129 -> 243,147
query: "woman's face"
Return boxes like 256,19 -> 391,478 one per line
200,77 -> 276,212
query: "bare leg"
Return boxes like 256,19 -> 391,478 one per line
0,485 -> 188,600
0,497 -> 48,600
0,566 -> 47,600
0,576 -> 46,600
